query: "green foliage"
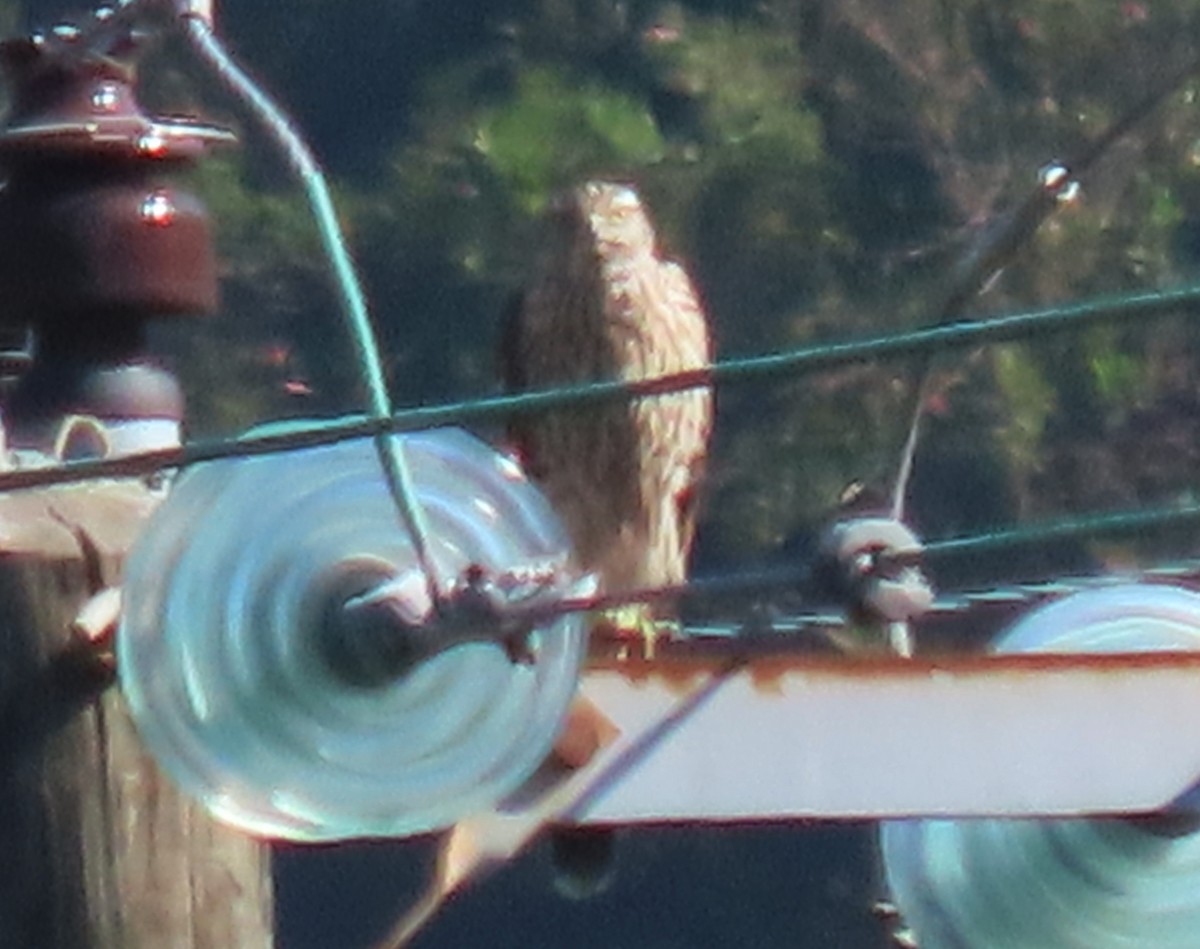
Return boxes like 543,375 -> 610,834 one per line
473,64 -> 665,211
992,343 -> 1056,489
646,14 -> 819,155
188,155 -> 325,267
349,142 -> 525,402
161,154 -> 360,434
85,0 -> 1200,566
1084,326 -> 1147,409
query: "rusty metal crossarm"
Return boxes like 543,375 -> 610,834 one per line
565,650 -> 1200,824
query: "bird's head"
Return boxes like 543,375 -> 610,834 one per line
551,180 -> 659,263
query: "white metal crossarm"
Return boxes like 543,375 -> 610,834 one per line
565,652 -> 1200,822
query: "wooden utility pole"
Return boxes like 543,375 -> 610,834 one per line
0,481 -> 273,948
0,6 -> 275,943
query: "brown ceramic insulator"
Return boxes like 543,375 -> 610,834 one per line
0,174 -> 219,324
0,26 -> 232,326
0,37 -> 232,161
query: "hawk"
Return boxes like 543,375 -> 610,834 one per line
501,181 -> 713,657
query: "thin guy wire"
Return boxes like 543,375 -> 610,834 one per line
1,277 -> 1197,494
681,558 -> 1200,641
921,503 -> 1200,561
180,12 -> 443,601
887,52 -> 1200,520
470,503 -> 1200,632
888,167 -> 1075,520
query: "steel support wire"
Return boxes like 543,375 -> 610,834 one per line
0,279 -> 1197,494
178,9 -> 443,601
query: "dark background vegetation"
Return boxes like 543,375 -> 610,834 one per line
13,0 -> 1200,946
20,0 -> 1200,573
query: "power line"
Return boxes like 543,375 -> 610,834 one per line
9,0 -> 1200,639
1,278 -> 1196,493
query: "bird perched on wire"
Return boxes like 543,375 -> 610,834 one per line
500,180 -> 713,659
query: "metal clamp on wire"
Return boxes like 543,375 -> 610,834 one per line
332,560 -> 598,686
815,516 -> 934,656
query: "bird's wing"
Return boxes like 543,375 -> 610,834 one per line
500,182 -> 714,595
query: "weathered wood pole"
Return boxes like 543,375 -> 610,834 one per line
0,13 -> 274,945
0,483 -> 273,948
